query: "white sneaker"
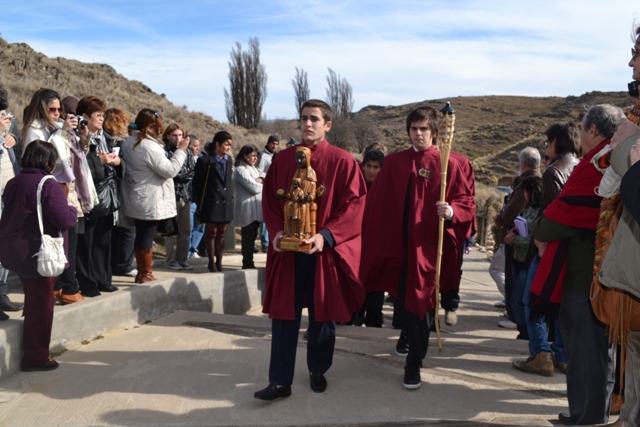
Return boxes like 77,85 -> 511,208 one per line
190,253 -> 201,259
445,310 -> 458,326
494,300 -> 506,308
123,269 -> 138,277
498,319 -> 517,329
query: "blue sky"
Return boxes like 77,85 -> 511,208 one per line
3,1 -> 640,122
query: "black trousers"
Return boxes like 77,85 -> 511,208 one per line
560,291 -> 614,425
55,222 -> 80,294
397,265 -> 433,368
134,219 -> 160,250
76,215 -> 113,293
441,240 -> 465,312
357,291 -> 385,327
111,225 -> 136,274
503,244 -> 515,321
240,221 -> 259,268
268,253 -> 336,387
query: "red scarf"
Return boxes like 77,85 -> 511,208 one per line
530,140 -> 608,307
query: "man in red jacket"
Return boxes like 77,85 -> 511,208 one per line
254,99 -> 366,400
360,106 -> 475,389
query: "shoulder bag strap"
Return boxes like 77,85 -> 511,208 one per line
199,162 -> 212,208
36,175 -> 57,237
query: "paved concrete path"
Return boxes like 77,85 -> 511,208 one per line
0,249 -> 612,426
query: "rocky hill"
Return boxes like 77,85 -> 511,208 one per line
0,37 -> 632,184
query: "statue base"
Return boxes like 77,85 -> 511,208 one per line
278,237 -> 313,253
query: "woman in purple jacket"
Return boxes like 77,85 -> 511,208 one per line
0,140 -> 77,371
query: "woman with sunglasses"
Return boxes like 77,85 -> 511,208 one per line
21,88 -> 63,150
21,89 -> 86,304
120,109 -> 189,283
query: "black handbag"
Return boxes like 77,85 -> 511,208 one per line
87,172 -> 120,220
158,216 -> 179,236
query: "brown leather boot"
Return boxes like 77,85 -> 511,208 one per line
610,392 -> 624,415
134,247 -> 156,284
512,352 -> 554,377
53,289 -> 85,305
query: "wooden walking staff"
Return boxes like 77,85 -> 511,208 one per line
434,101 -> 456,354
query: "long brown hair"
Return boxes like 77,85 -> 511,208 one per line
21,88 -> 61,144
133,109 -> 164,147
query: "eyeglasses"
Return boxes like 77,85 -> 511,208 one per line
48,107 -> 63,113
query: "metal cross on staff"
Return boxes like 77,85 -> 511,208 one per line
434,101 -> 456,354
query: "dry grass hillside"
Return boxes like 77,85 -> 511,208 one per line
0,37 -> 268,152
0,37 -> 632,185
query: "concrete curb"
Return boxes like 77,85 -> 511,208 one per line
0,265 -> 265,381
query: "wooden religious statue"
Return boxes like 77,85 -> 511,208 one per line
276,146 -> 324,252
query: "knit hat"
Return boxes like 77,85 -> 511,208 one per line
267,135 -> 279,144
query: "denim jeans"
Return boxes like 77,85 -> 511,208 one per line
189,202 -> 205,257
260,222 -> 269,250
523,255 -> 567,364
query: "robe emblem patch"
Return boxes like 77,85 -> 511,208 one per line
418,167 -> 432,179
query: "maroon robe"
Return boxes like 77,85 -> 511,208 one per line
441,151 -> 477,293
360,146 -> 475,316
262,139 -> 367,321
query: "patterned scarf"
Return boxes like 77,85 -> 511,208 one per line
530,139 -> 608,309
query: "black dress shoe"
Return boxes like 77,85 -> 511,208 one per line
81,289 -> 101,298
309,372 -> 327,393
21,358 -> 59,372
254,383 -> 291,401
0,295 -> 23,311
98,284 -> 119,293
558,412 -> 573,425
0,310 -> 8,321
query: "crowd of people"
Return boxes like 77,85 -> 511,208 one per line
0,87 -> 282,373
0,23 -> 639,427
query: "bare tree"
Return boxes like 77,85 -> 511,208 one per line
223,37 -> 267,129
325,68 -> 353,119
292,67 -> 309,116
351,114 -> 385,153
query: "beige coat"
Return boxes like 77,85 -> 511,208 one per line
121,135 -> 186,221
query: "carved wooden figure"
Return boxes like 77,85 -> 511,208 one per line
276,146 -> 323,252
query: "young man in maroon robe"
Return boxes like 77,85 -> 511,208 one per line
254,99 -> 367,400
360,106 -> 475,389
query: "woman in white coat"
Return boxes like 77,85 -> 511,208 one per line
121,109 -> 189,283
233,144 -> 264,269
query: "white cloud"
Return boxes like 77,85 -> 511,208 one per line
4,0 -> 640,122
